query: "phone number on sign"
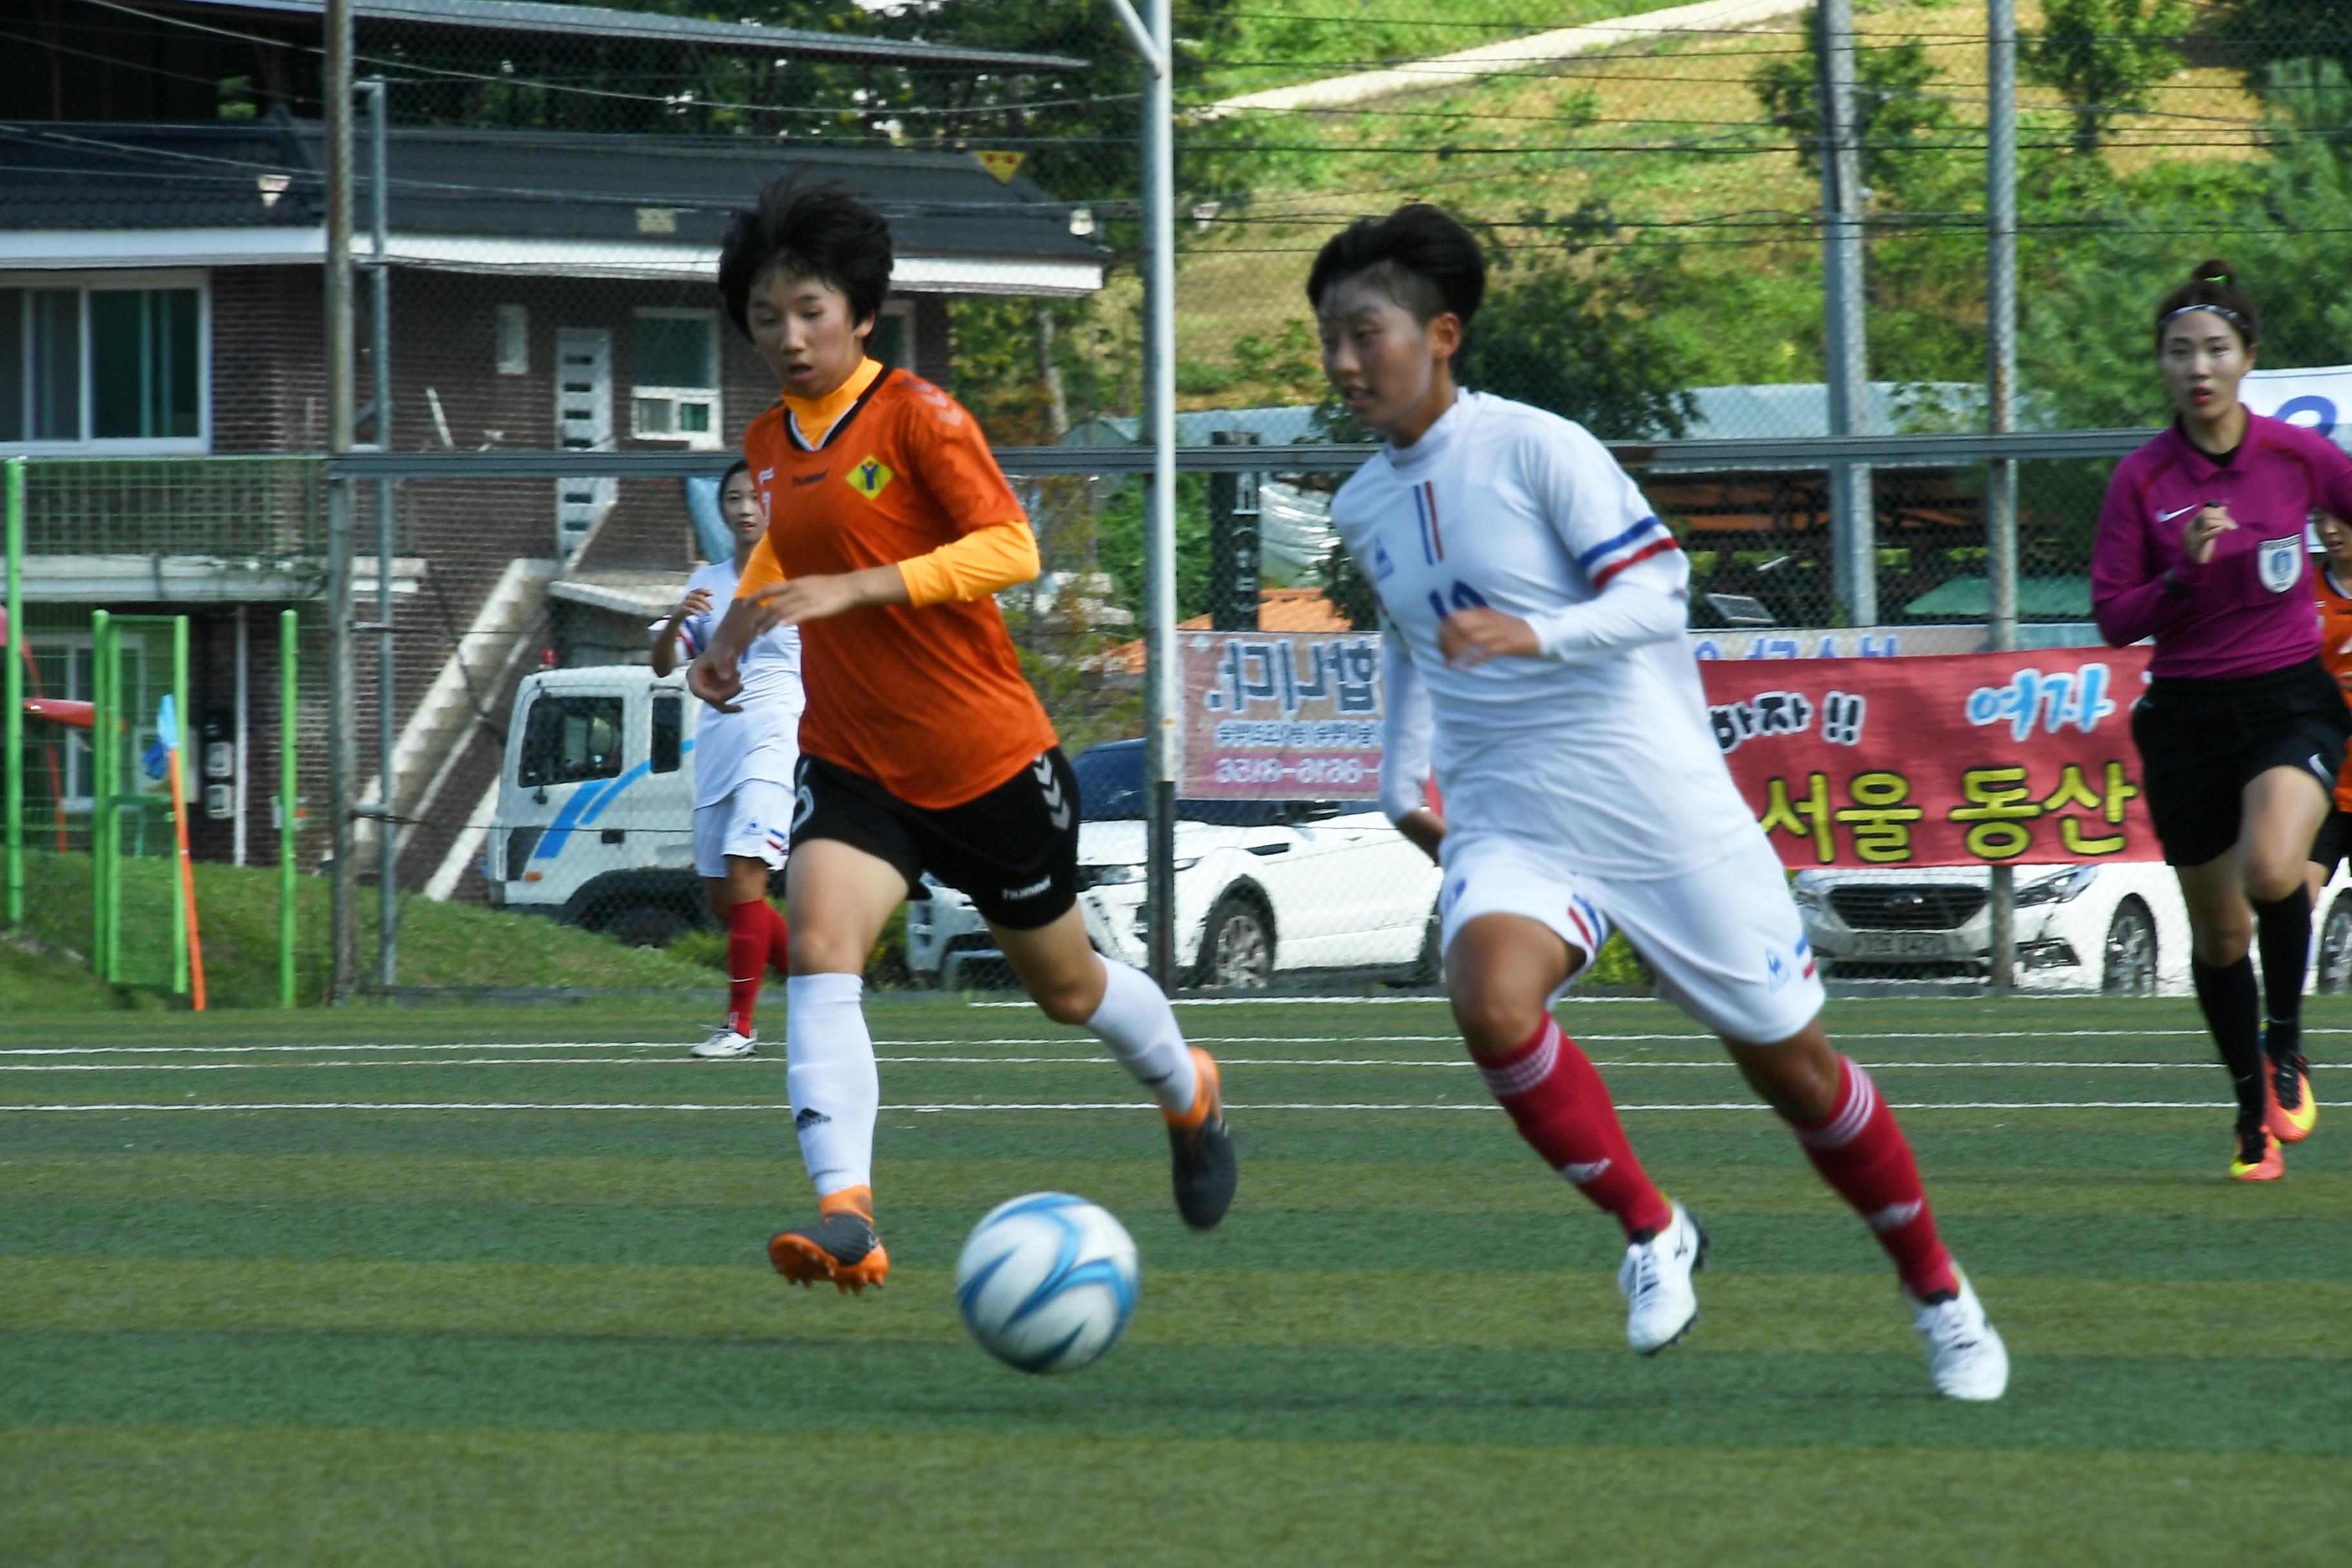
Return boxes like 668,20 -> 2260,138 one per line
1211,756 -> 1376,787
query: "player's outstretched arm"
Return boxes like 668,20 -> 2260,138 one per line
746,562 -> 912,628
1378,625 -> 1446,862
649,587 -> 713,678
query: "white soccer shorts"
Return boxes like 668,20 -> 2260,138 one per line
1439,826 -> 1824,1043
692,778 -> 795,880
1437,833 -> 1613,1003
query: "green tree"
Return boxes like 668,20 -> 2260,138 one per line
2213,0 -> 2352,88
1458,215 -> 1700,440
1750,12 -> 1955,197
2026,0 -> 2194,153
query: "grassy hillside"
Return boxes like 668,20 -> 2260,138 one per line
1161,0 -> 2268,402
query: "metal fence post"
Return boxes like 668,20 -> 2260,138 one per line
5,456 -> 23,928
172,614 -> 190,997
1105,0 -> 1178,988
325,0 -> 359,1004
279,609 -> 299,1009
1816,0 -> 1875,625
91,609 -> 114,979
366,73 -> 398,992
1210,431 -> 1262,631
1986,0 -> 2020,990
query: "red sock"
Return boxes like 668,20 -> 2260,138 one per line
724,899 -> 771,1037
1473,1016 -> 1672,1240
765,902 -> 791,975
1788,1055 -> 1957,1299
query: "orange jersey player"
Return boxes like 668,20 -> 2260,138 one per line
2280,513 -> 2352,1144
687,179 -> 1235,1294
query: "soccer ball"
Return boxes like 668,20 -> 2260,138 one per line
954,1192 -> 1140,1374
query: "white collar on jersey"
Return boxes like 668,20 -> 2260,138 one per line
1384,388 -> 1477,471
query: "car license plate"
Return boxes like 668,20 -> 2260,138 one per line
1850,932 -> 1961,958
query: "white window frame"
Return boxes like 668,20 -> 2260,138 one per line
495,303 -> 529,375
628,308 -> 721,449
874,298 -> 919,372
0,269 -> 212,455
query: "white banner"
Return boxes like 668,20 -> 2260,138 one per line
2244,364 -> 2352,455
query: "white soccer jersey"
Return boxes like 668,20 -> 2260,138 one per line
1334,391 -> 1754,879
654,559 -> 804,808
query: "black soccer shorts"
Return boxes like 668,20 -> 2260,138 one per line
2132,658 -> 2352,867
791,748 -> 1081,930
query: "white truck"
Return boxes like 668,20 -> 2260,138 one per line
485,665 -> 718,945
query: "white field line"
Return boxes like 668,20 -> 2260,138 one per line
0,1057 -> 2317,1074
7,1027 -> 2339,1058
0,1099 -> 2255,1115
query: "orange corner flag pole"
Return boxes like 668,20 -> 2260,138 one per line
160,697 -> 207,1012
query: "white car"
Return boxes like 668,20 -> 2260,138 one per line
905,740 -> 1443,989
1793,861 -> 2352,995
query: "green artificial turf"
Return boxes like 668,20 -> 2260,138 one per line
1,994 -> 2347,1565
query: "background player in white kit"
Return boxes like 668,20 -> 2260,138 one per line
651,458 -> 804,1058
1313,205 -> 2006,1399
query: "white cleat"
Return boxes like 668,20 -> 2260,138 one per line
1618,1199 -> 1706,1355
689,1028 -> 757,1060
1908,1269 -> 2008,1401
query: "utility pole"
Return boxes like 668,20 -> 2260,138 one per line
1105,0 -> 1177,987
1986,0 -> 2020,990
325,0 -> 357,1002
1816,0 -> 1875,625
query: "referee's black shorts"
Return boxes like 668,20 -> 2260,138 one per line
2131,658 -> 2352,867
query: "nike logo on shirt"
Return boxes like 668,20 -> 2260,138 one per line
2155,503 -> 2201,523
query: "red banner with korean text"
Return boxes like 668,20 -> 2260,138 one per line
1181,630 -> 1386,799
1698,648 -> 2157,868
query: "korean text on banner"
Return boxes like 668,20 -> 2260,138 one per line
1182,631 -> 1384,798
1701,648 -> 2158,869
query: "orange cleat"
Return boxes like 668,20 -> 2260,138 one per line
769,1186 -> 890,1293
1165,1047 -> 1237,1230
2229,1128 -> 2284,1182
2265,1054 -> 2318,1144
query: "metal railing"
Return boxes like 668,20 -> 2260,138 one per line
23,456 -> 328,560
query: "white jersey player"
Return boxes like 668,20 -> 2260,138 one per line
651,459 -> 804,1058
1311,203 -> 2004,1399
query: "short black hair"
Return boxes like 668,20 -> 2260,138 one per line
1305,204 -> 1485,329
718,457 -> 750,490
2154,257 -> 2258,351
716,177 -> 893,338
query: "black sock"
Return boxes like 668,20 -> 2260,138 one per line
2253,890 -> 2311,1061
2191,955 -> 2267,1132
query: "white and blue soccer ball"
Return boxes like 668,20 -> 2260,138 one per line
954,1192 -> 1139,1374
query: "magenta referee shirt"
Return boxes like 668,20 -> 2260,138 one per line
2092,414 -> 2352,679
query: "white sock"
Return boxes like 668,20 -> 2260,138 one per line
1086,958 -> 1198,1115
783,972 -> 878,1198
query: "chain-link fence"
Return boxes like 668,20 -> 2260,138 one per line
11,0 -> 2352,1004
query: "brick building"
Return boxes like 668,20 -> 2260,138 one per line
1,1 -> 1104,905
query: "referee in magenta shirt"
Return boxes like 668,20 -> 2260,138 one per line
2093,259 -> 2352,1182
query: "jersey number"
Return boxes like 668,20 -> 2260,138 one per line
1427,581 -> 1489,621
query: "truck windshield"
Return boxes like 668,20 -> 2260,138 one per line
518,694 -> 624,787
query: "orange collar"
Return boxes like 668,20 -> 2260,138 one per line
783,357 -> 885,447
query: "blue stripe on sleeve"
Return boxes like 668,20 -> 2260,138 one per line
1573,514 -> 1663,571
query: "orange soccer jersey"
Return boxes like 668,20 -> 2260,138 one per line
736,362 -> 1055,809
2319,560 -> 2352,812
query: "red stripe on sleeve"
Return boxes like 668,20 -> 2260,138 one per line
1589,534 -> 1680,588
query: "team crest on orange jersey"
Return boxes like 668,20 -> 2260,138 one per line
846,455 -> 894,501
